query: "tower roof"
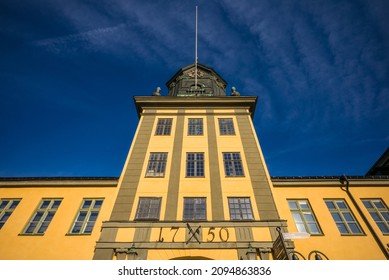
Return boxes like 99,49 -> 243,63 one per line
166,63 -> 227,97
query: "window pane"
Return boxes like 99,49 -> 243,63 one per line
94,200 -> 103,209
77,212 -> 87,222
373,201 -> 385,209
40,200 -> 50,209
363,201 -> 373,209
331,212 -> 342,222
296,223 -> 307,233
82,200 -> 92,209
288,201 -> 298,210
303,213 -> 314,222
84,223 -> 94,234
10,201 -> 20,209
336,223 -> 348,234
0,200 -> 8,209
0,212 -> 11,224
25,224 -> 36,234
33,212 -> 43,221
325,201 -> 335,209
343,213 -> 354,222
370,212 -> 382,222
349,223 -> 362,234
336,201 -> 347,209
377,223 -> 389,234
72,223 -> 82,233
292,213 -> 303,223
308,223 -> 320,234
299,201 -> 309,209
51,200 -> 61,209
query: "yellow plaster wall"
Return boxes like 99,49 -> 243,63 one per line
272,184 -> 389,259
0,185 -> 117,259
132,109 -> 261,223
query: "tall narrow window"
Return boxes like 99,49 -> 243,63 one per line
218,118 -> 235,135
155,118 -> 173,135
325,199 -> 363,235
135,197 -> 162,220
0,199 -> 21,230
69,199 -> 104,234
188,118 -> 203,135
23,199 -> 62,235
288,200 -> 322,235
223,152 -> 244,176
186,152 -> 204,177
228,197 -> 254,220
362,199 -> 389,234
183,198 -> 206,221
146,152 -> 168,177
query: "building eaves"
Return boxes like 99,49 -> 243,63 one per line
133,96 -> 257,119
271,175 -> 389,182
0,177 -> 119,187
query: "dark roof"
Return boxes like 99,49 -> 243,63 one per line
366,147 -> 389,176
166,62 -> 227,87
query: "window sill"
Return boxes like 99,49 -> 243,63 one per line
339,233 -> 366,236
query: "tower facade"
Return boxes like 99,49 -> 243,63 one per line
1,63 -> 387,260
93,63 -> 286,260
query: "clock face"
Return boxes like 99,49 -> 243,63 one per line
186,69 -> 205,78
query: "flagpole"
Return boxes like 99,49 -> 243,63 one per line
195,5 -> 198,89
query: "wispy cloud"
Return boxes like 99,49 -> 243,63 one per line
31,0 -> 389,130
220,0 -> 389,130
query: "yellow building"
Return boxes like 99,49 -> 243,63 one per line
0,63 -> 388,260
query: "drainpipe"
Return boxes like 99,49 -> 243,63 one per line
339,175 -> 389,260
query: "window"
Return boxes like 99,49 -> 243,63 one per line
325,199 -> 363,235
155,118 -> 172,135
146,152 -> 168,177
0,199 -> 21,230
23,199 -> 62,235
223,152 -> 244,176
228,197 -> 254,220
69,199 -> 103,234
188,118 -> 203,135
186,153 -> 204,177
218,118 -> 235,135
362,199 -> 389,234
135,197 -> 162,220
288,200 -> 322,235
183,198 -> 206,220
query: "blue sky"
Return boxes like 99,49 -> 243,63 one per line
1,0 -> 388,177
